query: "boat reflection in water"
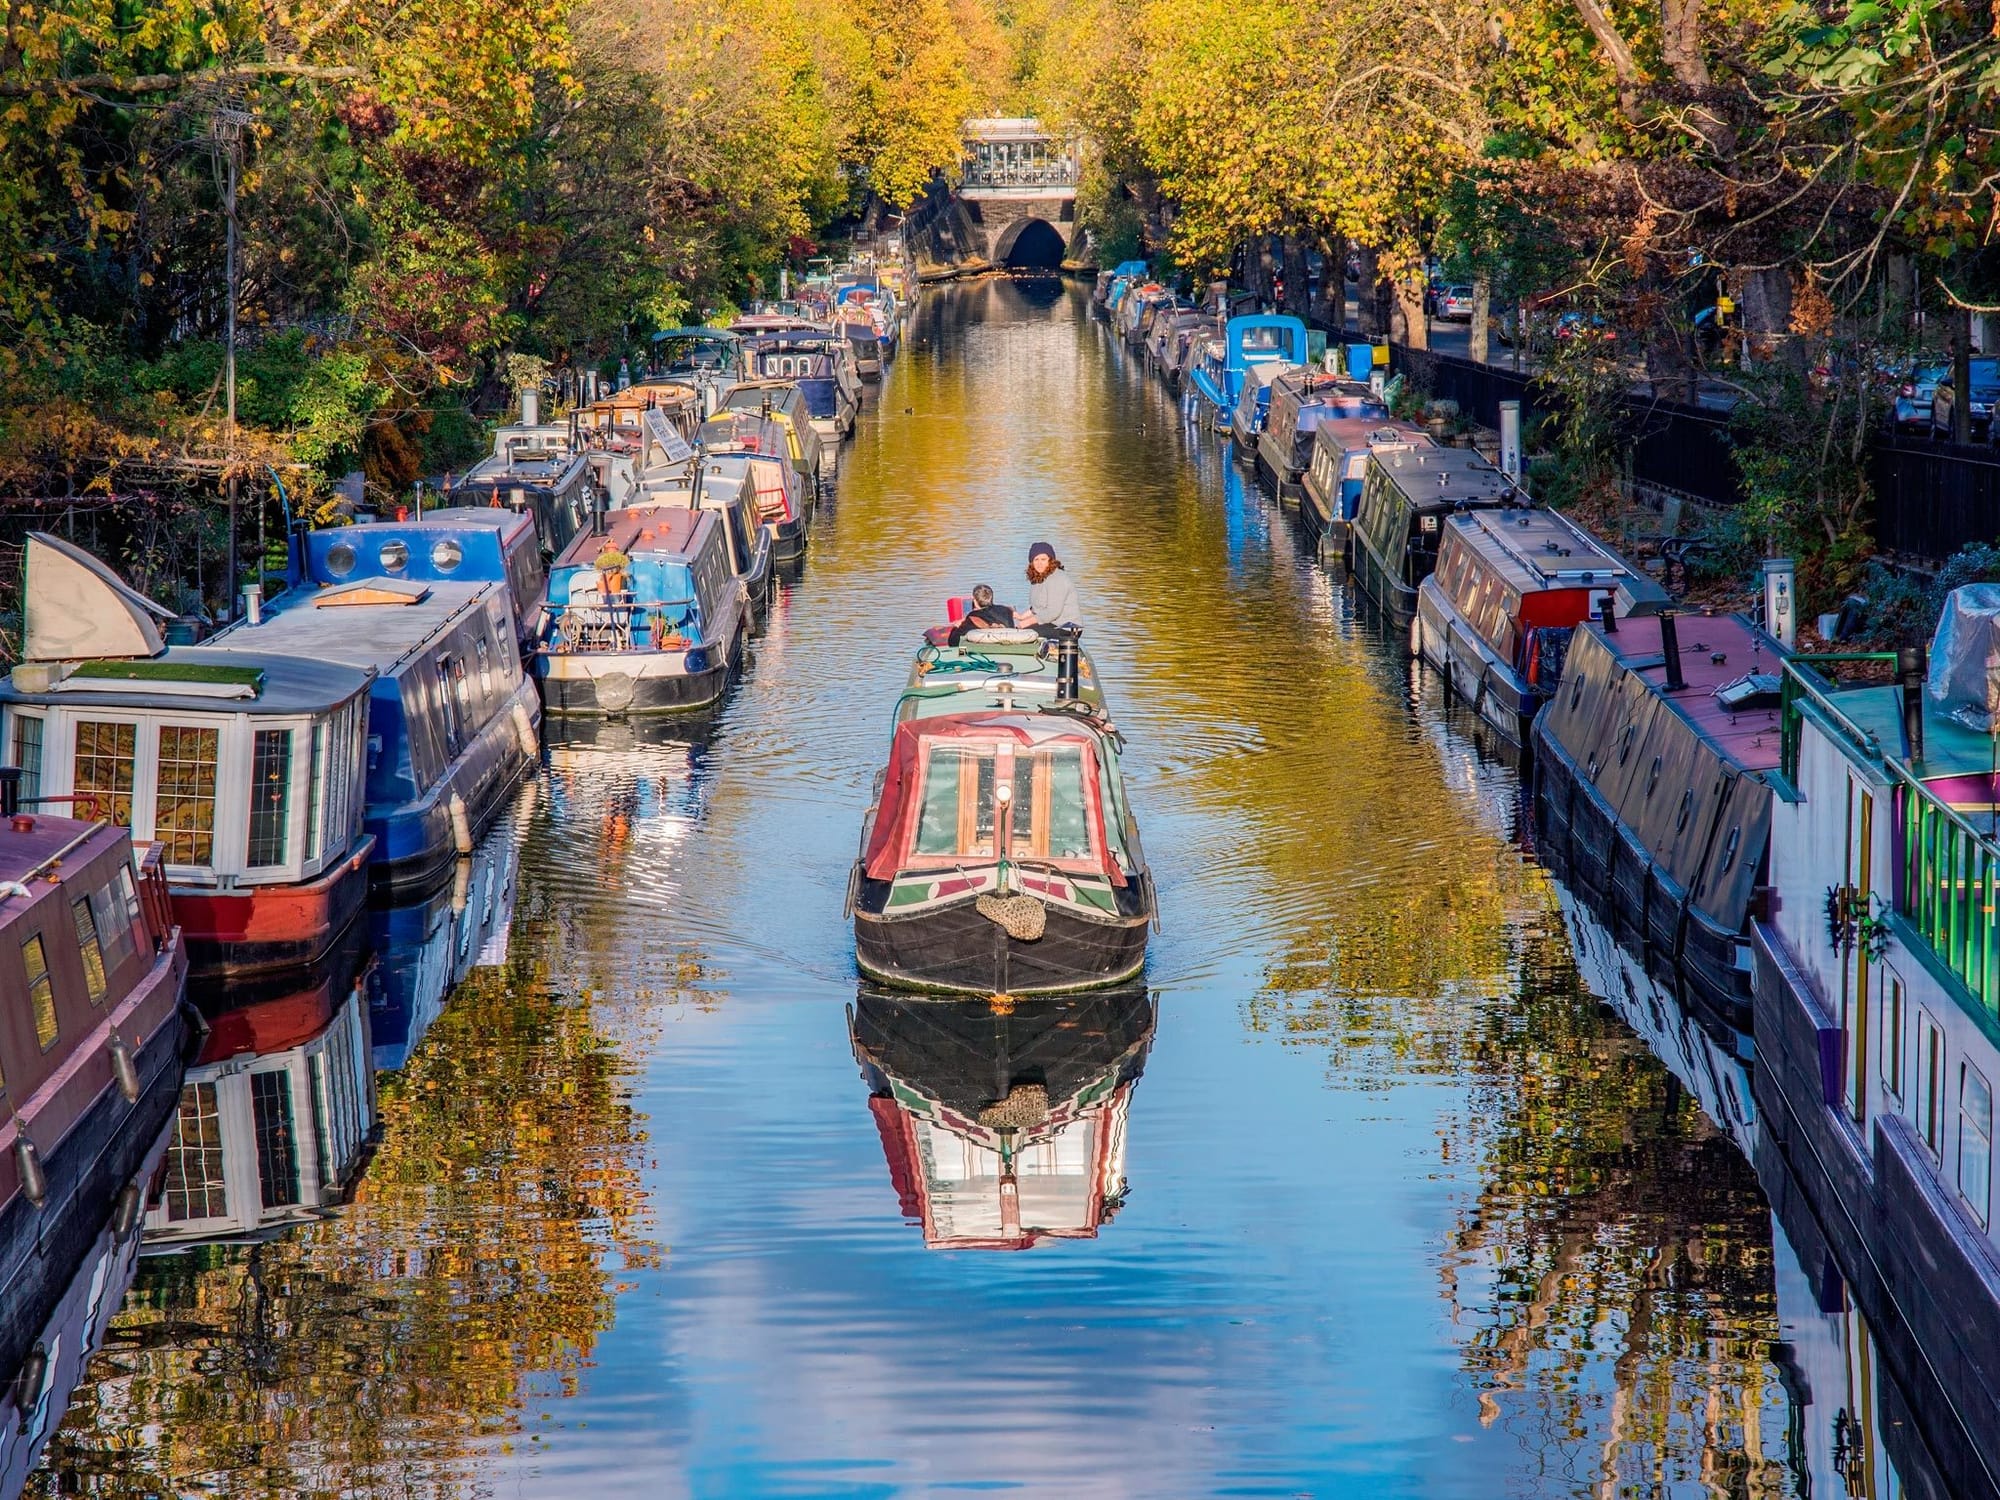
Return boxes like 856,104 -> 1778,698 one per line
0,1120 -> 169,1500
1555,879 -> 1951,1499
851,986 -> 1155,1250
145,941 -> 376,1250
367,785 -> 530,1071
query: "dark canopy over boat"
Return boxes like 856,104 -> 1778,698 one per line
852,707 -> 1152,996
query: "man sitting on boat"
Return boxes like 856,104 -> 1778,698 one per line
947,584 -> 1015,645
1016,542 -> 1083,635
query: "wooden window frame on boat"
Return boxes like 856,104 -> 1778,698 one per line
903,736 -> 1107,876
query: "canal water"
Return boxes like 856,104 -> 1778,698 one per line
30,283 -> 1920,1497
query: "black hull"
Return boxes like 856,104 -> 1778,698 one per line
1533,718 -> 1752,1029
0,1001 -> 191,1386
855,886 -> 1151,996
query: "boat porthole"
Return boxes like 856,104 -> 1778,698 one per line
1646,756 -> 1662,796
1618,723 -> 1637,765
379,539 -> 410,572
432,538 -> 464,573
1720,826 -> 1741,872
1676,789 -> 1693,832
326,542 -> 357,578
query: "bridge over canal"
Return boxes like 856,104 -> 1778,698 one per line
907,118 -> 1081,275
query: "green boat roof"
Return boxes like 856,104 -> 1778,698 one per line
893,635 -> 1109,726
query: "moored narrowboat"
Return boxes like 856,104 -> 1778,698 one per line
1158,312 -> 1220,390
851,632 -> 1152,996
2,535 -> 377,978
719,380 -> 828,495
697,416 -> 814,561
633,456 -> 775,626
649,328 -> 747,417
1189,314 -> 1308,429
305,506 -> 546,652
1228,359 -> 1300,453
1534,611 -> 1786,1026
449,415 -> 596,560
1413,503 -> 1667,745
1300,418 -> 1431,554
1346,446 -> 1516,618
536,508 -> 749,716
208,542 -> 541,898
1253,370 -> 1388,505
0,801 -> 191,1384
731,323 -> 862,445
850,985 -> 1157,1250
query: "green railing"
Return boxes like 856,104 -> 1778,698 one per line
1781,655 -> 2000,1027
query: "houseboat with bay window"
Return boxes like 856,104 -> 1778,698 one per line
1754,586 -> 2000,1491
1,535 -> 377,978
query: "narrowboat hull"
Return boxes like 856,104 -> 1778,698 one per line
368,679 -> 540,897
769,513 -> 811,563
1253,432 -> 1306,507
173,834 -> 375,980
854,881 -> 1151,996
0,946 -> 189,1390
1300,473 -> 1344,555
1532,725 -> 1753,1028
536,630 -> 742,718
1412,582 -> 1540,746
1347,531 -> 1422,619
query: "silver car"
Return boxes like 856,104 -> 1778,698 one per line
1438,285 -> 1475,321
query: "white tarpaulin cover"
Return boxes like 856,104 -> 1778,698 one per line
22,532 -> 173,662
1927,584 -> 2000,731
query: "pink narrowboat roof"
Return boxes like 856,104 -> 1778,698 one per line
0,814 -> 124,888
1598,613 -> 1786,772
554,508 -> 708,566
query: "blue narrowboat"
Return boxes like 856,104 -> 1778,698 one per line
631,456 -> 775,625
731,321 -> 863,445
209,552 -> 541,897
302,506 -> 546,651
1187,314 -> 1309,428
535,508 -> 751,716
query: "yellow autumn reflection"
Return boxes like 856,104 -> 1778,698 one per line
27,955 -> 651,1498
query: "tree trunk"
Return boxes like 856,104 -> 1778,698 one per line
1952,303 -> 1973,445
1469,277 -> 1491,364
1245,239 -> 1273,306
1392,273 -> 1429,351
1281,234 -> 1311,320
1312,230 -> 1348,332
1734,267 -> 1794,369
1354,246 -> 1382,335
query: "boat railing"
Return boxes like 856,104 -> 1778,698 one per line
544,600 -> 696,655
136,843 -> 177,950
1781,653 -> 2000,1028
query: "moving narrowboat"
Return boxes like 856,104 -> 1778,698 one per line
1413,503 -> 1668,746
536,508 -> 749,716
209,540 -> 541,898
1345,446 -> 1517,619
1753,588 -> 2000,1480
851,631 -> 1153,996
0,799 -> 191,1384
731,323 -> 862,445
1253,370 -> 1388,505
143,952 -> 374,1247
304,506 -> 546,652
696,415 -> 814,562
719,379 -> 829,492
1187,314 -> 1309,428
1300,418 -> 1431,554
1534,611 -> 1786,1026
450,408 -> 596,560
2,535 -> 377,978
850,985 -> 1157,1250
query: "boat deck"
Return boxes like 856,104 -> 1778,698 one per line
896,636 -> 1108,724
1442,505 -> 1656,595
1591,614 -> 1785,771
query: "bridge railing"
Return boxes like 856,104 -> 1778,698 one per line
961,163 -> 1079,190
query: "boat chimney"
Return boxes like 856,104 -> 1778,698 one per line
1597,594 -> 1617,635
1899,642 -> 1927,763
0,767 -> 20,819
241,584 -> 263,626
1659,611 -> 1685,691
1055,627 -> 1082,702
521,386 -> 541,427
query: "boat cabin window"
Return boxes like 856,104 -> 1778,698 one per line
155,725 -> 220,864
71,896 -> 107,1003
91,872 -> 139,976
10,713 -> 43,804
248,730 -> 293,868
252,1070 -> 303,1209
75,720 -> 137,826
326,542 -> 358,578
21,932 -> 57,1050
163,1082 -> 228,1221
911,742 -> 1096,863
432,538 -> 464,573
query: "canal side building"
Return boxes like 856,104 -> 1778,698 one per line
1754,594 -> 2000,1497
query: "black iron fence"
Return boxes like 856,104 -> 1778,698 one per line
1871,438 -> 2000,560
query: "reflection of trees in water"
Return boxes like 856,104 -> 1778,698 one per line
28,957 -> 652,1498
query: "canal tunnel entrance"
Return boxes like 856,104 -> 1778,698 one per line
1000,217 -> 1066,270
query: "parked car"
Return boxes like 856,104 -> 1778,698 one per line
1554,310 -> 1617,343
1890,361 -> 1948,434
1437,286 -> 1475,321
1932,357 -> 1998,440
